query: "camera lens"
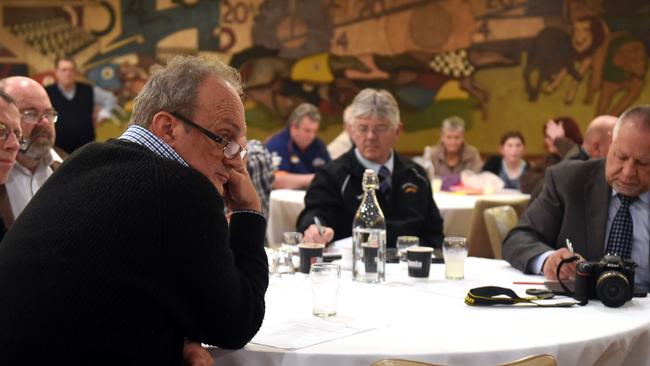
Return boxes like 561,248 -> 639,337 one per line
596,271 -> 631,308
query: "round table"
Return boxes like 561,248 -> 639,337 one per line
266,189 -> 530,245
212,258 -> 650,365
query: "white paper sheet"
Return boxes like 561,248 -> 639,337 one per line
250,316 -> 376,350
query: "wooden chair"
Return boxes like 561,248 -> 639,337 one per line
483,205 -> 519,259
466,198 -> 528,259
370,354 -> 557,366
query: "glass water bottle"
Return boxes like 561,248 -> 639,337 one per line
352,169 -> 387,283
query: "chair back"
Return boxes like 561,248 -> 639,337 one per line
483,205 -> 519,259
370,354 -> 556,366
466,198 -> 528,258
498,354 -> 557,366
370,360 -> 440,366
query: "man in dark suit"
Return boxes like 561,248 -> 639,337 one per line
503,105 -> 650,289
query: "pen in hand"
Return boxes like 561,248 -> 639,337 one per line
565,238 -> 574,254
314,216 -> 325,236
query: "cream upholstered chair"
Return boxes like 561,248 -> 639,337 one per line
483,205 -> 519,259
466,198 -> 528,259
370,354 -> 557,366
370,360 -> 439,366
500,354 -> 557,366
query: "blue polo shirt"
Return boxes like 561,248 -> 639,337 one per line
265,128 -> 330,174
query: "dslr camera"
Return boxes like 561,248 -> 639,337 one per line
574,254 -> 636,308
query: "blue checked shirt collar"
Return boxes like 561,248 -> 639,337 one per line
119,125 -> 188,166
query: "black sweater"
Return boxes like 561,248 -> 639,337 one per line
46,82 -> 95,153
297,149 -> 444,248
0,140 -> 268,365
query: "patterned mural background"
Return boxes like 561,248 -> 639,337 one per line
0,0 -> 649,154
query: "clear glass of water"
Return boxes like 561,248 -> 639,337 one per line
310,263 -> 341,317
397,236 -> 420,268
443,237 -> 468,280
282,232 -> 303,249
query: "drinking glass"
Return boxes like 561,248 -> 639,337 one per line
271,248 -> 295,275
282,232 -> 303,250
443,237 -> 468,280
310,263 -> 341,317
397,236 -> 420,268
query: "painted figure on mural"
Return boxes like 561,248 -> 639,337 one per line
2,0 -> 650,158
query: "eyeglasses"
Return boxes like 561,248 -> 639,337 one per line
168,111 -> 246,159
20,110 -> 58,124
353,124 -> 391,135
0,122 -> 26,149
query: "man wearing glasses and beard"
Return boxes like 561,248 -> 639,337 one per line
0,76 -> 63,223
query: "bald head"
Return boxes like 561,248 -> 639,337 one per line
0,77 -> 51,111
0,76 -> 56,161
582,115 -> 616,158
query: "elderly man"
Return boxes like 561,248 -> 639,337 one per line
296,88 -> 444,249
503,105 -> 650,289
425,116 -> 482,178
0,76 -> 63,222
0,56 -> 268,364
572,115 -> 617,160
266,102 -> 330,189
46,56 -> 117,153
0,91 -> 22,238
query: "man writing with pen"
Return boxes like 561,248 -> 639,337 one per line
296,88 -> 444,250
503,105 -> 650,290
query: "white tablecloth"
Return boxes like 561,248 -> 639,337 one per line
266,189 -> 530,245
212,258 -> 650,365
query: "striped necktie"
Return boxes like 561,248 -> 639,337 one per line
378,165 -> 391,196
605,194 -> 637,260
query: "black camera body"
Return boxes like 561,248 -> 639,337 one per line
574,254 -> 636,308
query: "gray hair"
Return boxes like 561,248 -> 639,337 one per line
613,105 -> 650,138
130,55 -> 242,128
441,116 -> 465,133
287,103 -> 321,127
342,104 -> 354,125
348,88 -> 400,128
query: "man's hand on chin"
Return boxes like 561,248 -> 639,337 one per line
183,341 -> 214,366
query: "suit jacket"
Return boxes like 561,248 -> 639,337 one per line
503,159 -> 612,272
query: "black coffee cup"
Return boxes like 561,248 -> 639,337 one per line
407,246 -> 433,278
299,243 -> 325,274
362,244 -> 379,273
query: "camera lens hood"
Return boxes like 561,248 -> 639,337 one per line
597,271 -> 631,308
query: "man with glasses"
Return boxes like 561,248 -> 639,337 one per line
504,105 -> 650,290
0,90 -> 22,240
296,88 -> 444,250
0,76 -> 64,222
0,55 -> 268,365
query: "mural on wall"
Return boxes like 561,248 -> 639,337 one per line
0,0 -> 648,153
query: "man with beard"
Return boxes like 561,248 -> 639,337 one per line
0,76 -> 63,223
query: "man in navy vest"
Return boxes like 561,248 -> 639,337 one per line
45,56 -> 116,154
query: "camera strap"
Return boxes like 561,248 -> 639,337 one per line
465,286 -> 578,307
556,255 -> 581,298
